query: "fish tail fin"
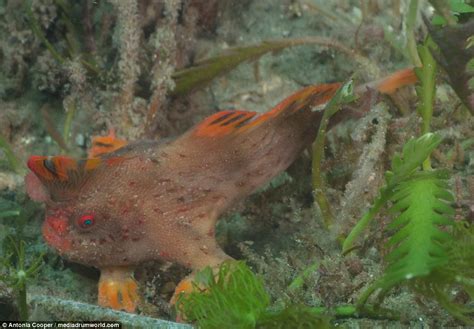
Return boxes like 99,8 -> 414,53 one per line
363,67 -> 418,95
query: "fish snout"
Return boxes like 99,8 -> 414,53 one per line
42,216 -> 72,252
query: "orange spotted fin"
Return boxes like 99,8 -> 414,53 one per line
89,129 -> 128,157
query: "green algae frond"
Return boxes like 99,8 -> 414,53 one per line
176,261 -> 269,329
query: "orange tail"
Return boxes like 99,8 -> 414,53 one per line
362,67 -> 418,95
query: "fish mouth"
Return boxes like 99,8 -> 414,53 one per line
42,219 -> 72,253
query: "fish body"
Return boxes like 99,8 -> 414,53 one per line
25,68 -> 416,311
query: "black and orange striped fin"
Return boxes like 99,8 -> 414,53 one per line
193,110 -> 258,137
88,129 -> 128,158
27,156 -> 101,181
27,155 -> 107,201
192,83 -> 341,138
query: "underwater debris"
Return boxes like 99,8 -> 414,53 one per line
338,103 -> 390,233
427,19 -> 474,113
145,0 -> 179,136
109,0 -> 141,124
30,294 -> 191,329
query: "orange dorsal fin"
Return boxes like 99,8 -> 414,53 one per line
89,129 -> 128,157
189,68 -> 417,139
193,110 -> 258,137
192,83 -> 341,138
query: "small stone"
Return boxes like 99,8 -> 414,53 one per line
75,133 -> 85,146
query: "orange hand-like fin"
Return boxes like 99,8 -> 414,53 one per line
89,129 -> 128,158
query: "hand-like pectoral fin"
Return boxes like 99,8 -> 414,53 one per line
98,267 -> 139,313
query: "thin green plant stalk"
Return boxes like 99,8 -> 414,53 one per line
406,0 -> 422,67
0,135 -> 24,174
312,79 -> 355,229
342,195 -> 388,254
310,304 -> 399,320
415,38 -> 438,170
23,0 -> 65,64
288,262 -> 319,291
63,101 -> 76,149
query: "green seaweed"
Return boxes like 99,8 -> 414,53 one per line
357,169 -> 454,306
407,222 -> 474,324
23,0 -> 65,64
342,133 -> 444,253
23,0 -> 100,73
257,305 -> 332,329
176,261 -> 269,329
171,37 -> 356,96
0,135 -> 24,175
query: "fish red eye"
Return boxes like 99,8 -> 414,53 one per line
78,214 -> 95,229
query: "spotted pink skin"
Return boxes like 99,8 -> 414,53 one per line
42,208 -> 72,254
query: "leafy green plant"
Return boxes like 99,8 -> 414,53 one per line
341,30 -> 474,324
342,133 -> 444,253
357,168 -> 454,305
0,237 -> 44,321
410,221 -> 474,324
431,0 -> 474,26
